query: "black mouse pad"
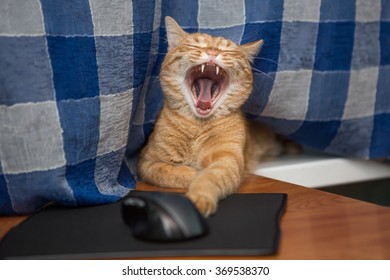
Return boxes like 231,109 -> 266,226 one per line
0,193 -> 287,259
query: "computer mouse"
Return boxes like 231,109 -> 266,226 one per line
121,191 -> 208,242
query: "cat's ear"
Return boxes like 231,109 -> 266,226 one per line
240,39 -> 264,63
165,16 -> 188,50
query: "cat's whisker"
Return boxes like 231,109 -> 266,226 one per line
158,36 -> 169,42
251,64 -> 280,85
253,57 -> 279,66
251,67 -> 276,82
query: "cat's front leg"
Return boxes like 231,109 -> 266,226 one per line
186,149 -> 245,217
138,159 -> 197,189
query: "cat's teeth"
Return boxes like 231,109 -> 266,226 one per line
201,64 -> 205,73
216,66 -> 220,75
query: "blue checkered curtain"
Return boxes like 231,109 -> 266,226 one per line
1,1 -> 389,214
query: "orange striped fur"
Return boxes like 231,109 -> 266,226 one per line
137,17 -> 297,216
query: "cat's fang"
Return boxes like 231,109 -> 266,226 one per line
201,64 -> 205,73
216,66 -> 219,75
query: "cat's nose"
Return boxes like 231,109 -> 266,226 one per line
206,48 -> 219,58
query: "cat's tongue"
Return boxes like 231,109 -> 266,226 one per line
196,78 -> 213,110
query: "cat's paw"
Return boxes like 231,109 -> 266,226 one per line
186,192 -> 217,217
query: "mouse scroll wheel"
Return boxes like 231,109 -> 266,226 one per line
124,198 -> 146,208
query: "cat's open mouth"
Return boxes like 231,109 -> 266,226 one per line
185,62 -> 228,117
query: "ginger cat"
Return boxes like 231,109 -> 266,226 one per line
138,16 -> 297,217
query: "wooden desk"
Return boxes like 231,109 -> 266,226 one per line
1,175 -> 389,259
